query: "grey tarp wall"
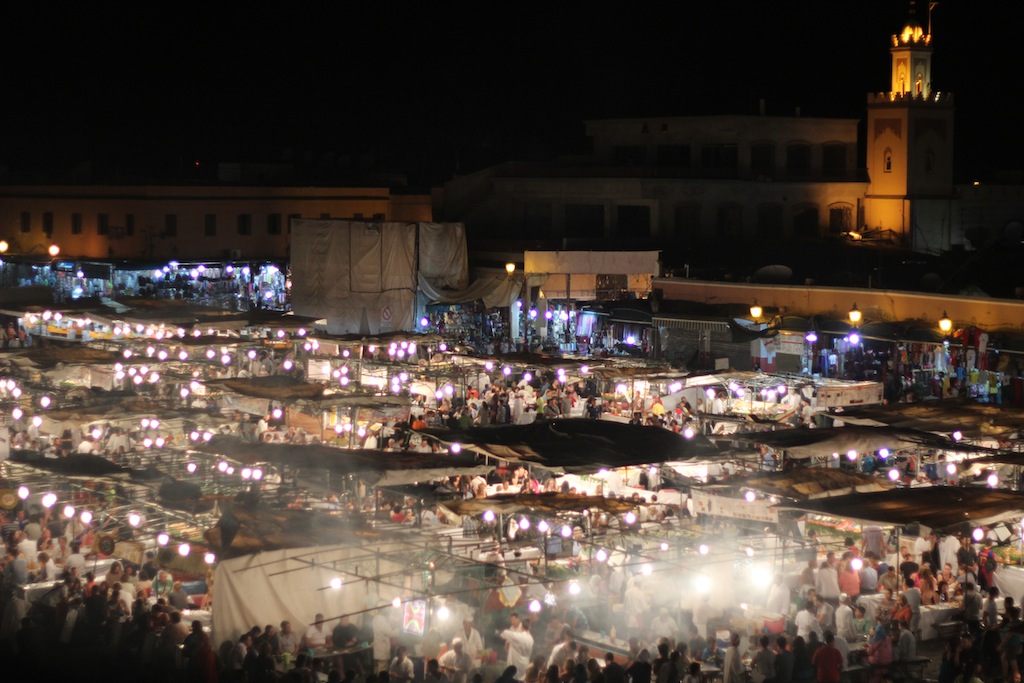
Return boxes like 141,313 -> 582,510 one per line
290,221 -> 468,335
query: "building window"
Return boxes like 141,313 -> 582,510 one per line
267,213 -> 282,235
925,149 -> 935,173
125,213 -> 135,236
786,143 -> 812,176
20,212 -> 30,234
700,145 -> 739,173
523,203 -> 553,239
750,143 -> 775,175
716,204 -> 742,239
756,204 -> 783,239
71,213 -> 83,235
237,214 -> 252,235
97,213 -> 109,235
163,214 -> 177,237
611,145 -> 645,165
204,214 -> 217,237
822,144 -> 847,177
829,205 -> 853,233
673,204 -> 700,237
42,212 -> 54,237
884,148 -> 893,173
656,144 -> 690,167
564,204 -> 604,239
616,205 -> 651,238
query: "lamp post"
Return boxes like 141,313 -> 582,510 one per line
938,311 -> 952,334
848,303 -> 862,325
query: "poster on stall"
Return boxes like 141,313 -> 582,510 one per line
690,490 -> 778,524
402,599 -> 427,636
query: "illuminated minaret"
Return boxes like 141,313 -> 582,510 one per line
863,1 -> 954,248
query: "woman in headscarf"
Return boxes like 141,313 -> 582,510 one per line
865,624 -> 892,683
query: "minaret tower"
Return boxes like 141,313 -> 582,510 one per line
863,1 -> 954,249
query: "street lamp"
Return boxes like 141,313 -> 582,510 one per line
938,311 -> 952,334
48,244 -> 60,257
848,303 -> 862,324
505,262 -> 516,276
0,240 -> 7,254
749,300 -> 762,320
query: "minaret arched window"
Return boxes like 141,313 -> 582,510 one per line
925,149 -> 935,173
884,148 -> 893,173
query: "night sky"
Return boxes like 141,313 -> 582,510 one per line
1,2 -> 1021,187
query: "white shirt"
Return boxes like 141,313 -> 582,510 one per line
459,627 -> 483,658
835,604 -> 855,641
304,623 -> 327,648
624,582 -> 649,616
940,536 -> 960,573
372,613 -> 395,660
816,566 -> 840,599
766,583 -> 791,615
501,628 -> 534,679
723,645 -> 744,683
64,552 -> 86,576
795,608 -> 822,640
649,614 -> 678,640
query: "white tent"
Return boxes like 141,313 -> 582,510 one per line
212,542 -> 420,646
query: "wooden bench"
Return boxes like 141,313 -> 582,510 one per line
887,656 -> 931,682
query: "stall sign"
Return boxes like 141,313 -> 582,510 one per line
816,382 -> 884,407
690,490 -> 778,524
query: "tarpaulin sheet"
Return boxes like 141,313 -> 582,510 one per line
418,273 -> 520,309
383,223 -> 417,291
418,222 -> 468,289
350,223 -> 383,293
291,220 -> 418,333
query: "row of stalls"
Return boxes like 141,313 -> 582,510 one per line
9,295 -> 1024,665
0,257 -> 291,311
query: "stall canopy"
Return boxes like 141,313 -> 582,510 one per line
422,418 -> 717,473
204,376 -> 329,401
774,487 -> 1024,529
715,425 -> 1003,459
195,436 -> 491,486
441,492 -> 636,517
837,399 -> 1024,439
706,468 -> 894,501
